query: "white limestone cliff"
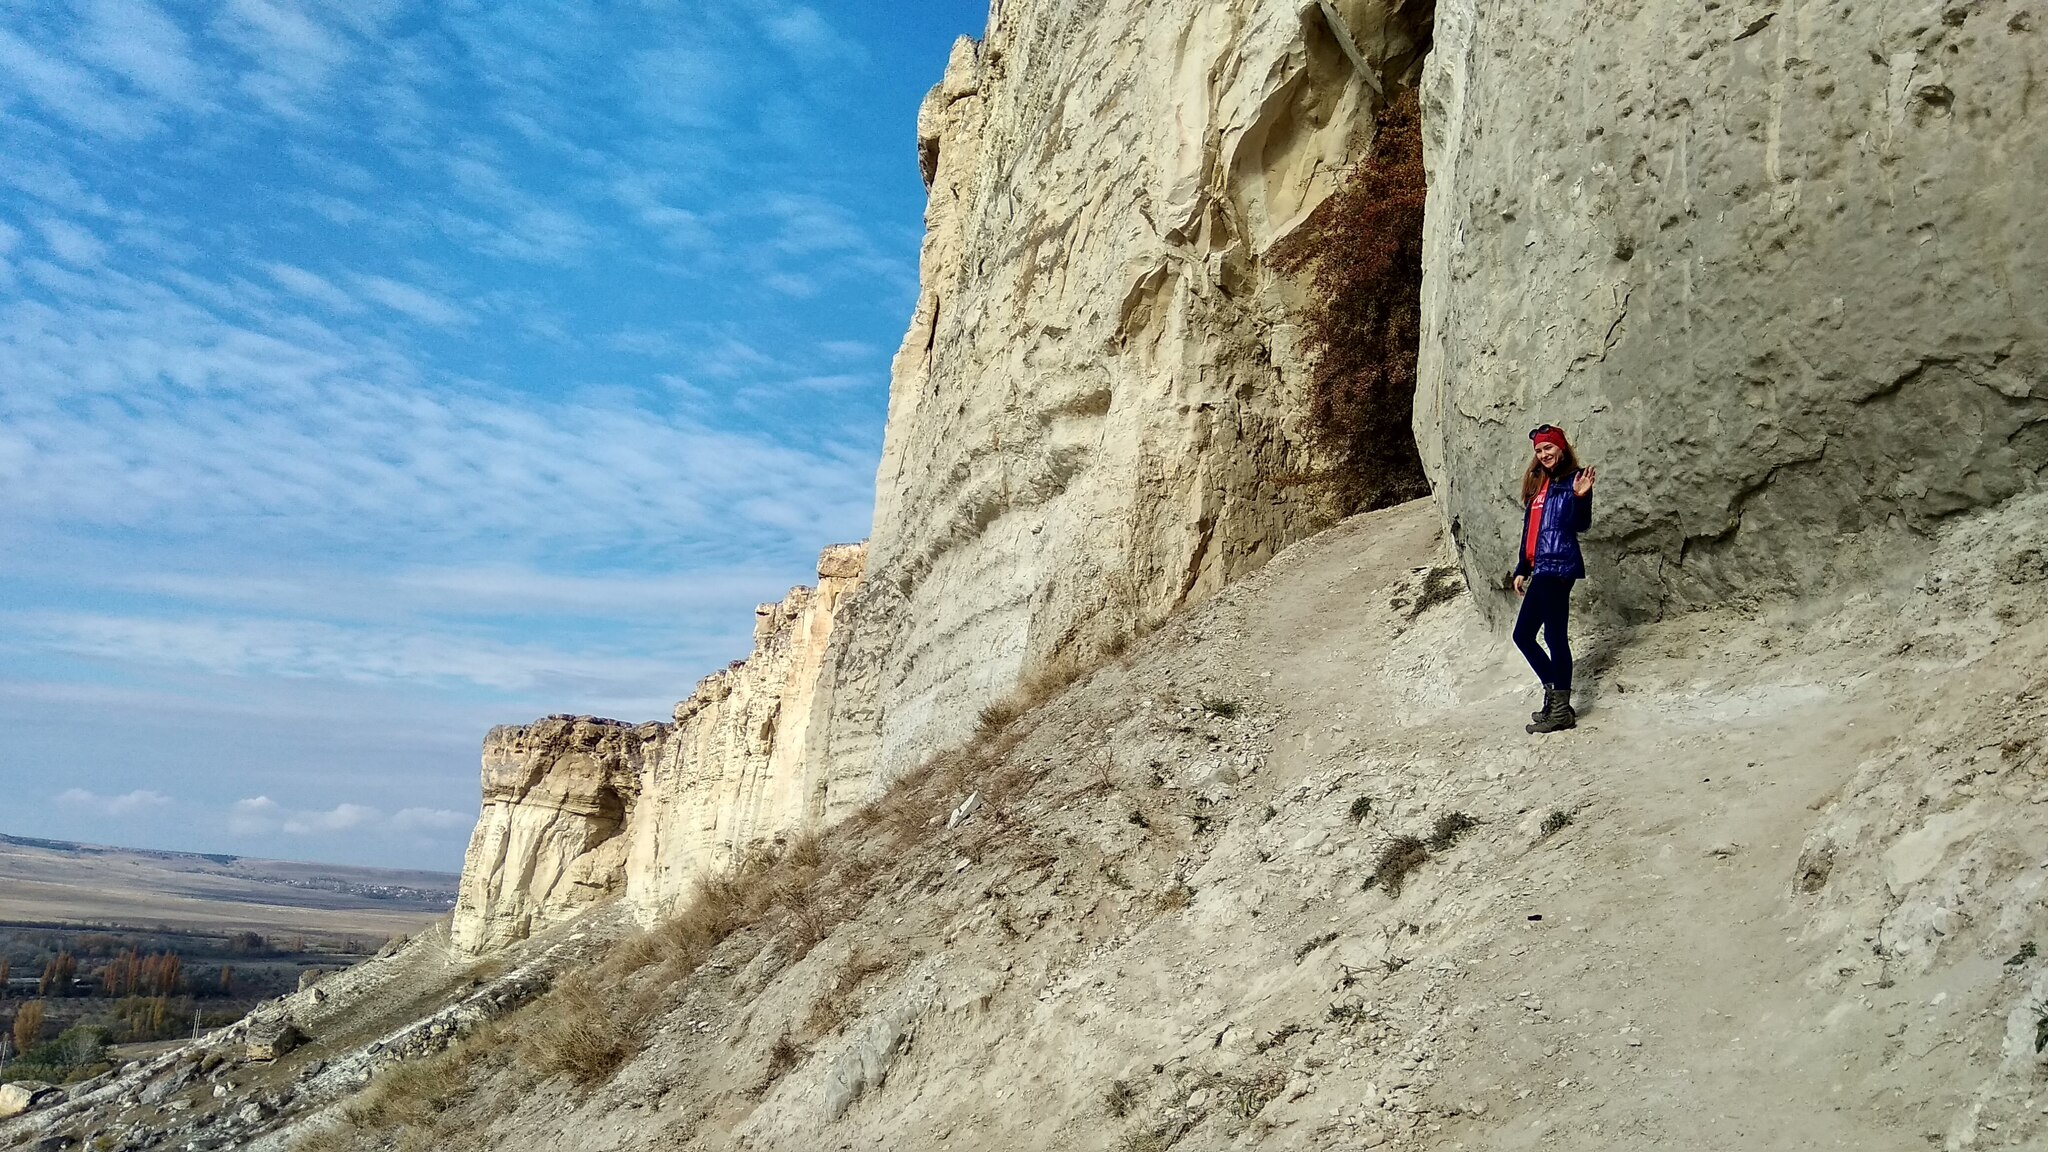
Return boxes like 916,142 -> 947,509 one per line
807,0 -> 1437,801
622,544 -> 865,921
454,0 -> 1438,952
452,546 -> 863,949
451,717 -> 664,954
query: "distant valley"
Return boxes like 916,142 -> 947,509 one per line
0,831 -> 458,1073
0,833 -> 456,941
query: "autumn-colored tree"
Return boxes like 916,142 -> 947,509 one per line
129,951 -> 183,998
12,1000 -> 44,1054
1272,88 -> 1431,515
39,952 -> 76,997
219,966 -> 233,996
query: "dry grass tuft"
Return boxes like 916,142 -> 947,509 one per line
977,664 -> 1083,747
296,1019 -> 510,1152
782,830 -> 826,870
1426,811 -> 1479,851
805,945 -> 894,1036
1156,882 -> 1195,912
1292,932 -> 1338,964
751,1032 -> 805,1096
1409,565 -> 1466,617
1219,1067 -> 1289,1120
516,974 -> 651,1088
1118,1116 -> 1192,1152
1104,1077 -> 1138,1118
1366,835 -> 1430,897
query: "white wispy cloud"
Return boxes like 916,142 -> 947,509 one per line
354,274 -> 471,327
763,6 -> 871,68
71,0 -> 210,108
231,795 -> 376,836
0,25 -> 157,138
8,610 -> 690,695
213,0 -> 356,119
0,0 -> 944,871
229,796 -> 475,840
0,272 -> 875,545
262,261 -> 363,312
392,807 -> 474,833
56,788 -> 174,817
35,217 -> 109,266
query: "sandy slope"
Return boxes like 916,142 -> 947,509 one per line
22,496 -> 2044,1152
380,495 -> 2038,1152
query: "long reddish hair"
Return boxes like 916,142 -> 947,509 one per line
1520,434 -> 1582,505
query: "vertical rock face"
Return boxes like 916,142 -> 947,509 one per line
806,0 -> 1436,799
622,545 -> 865,920
1416,0 -> 2046,622
449,1 -> 1448,951
451,546 -> 864,949
451,717 -> 666,954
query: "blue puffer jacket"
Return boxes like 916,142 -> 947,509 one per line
1513,473 -> 1592,580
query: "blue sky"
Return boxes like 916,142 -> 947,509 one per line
0,0 -> 988,871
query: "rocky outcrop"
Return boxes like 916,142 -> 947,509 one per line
451,547 -> 865,949
623,544 -> 865,920
806,0 -> 1437,798
452,717 -> 666,953
0,1083 -> 63,1121
455,2 -> 1445,951
1416,0 -> 2047,622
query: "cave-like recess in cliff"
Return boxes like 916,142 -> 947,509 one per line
1280,0 -> 1435,516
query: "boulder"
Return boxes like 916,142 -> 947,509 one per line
245,1018 -> 305,1061
0,1080 -> 65,1119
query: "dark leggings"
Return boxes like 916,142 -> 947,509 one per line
1513,574 -> 1575,689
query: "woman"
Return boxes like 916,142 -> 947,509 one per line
1512,424 -> 1596,734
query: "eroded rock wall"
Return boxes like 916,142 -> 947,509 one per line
453,1 -> 1441,947
451,717 -> 665,954
452,546 -> 864,950
1417,0 -> 2047,623
807,0 -> 1435,805
623,545 -> 865,921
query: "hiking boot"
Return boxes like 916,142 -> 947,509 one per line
1531,686 -> 1558,723
1526,688 -> 1576,734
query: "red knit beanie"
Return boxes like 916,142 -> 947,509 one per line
1531,426 -> 1567,452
